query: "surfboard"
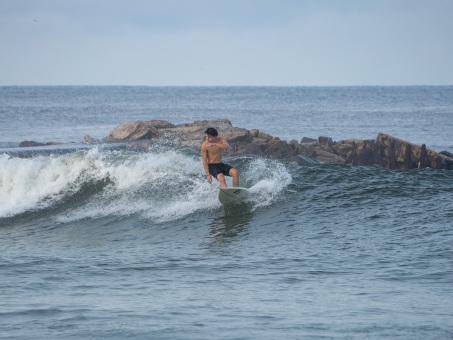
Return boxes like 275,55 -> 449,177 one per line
218,187 -> 249,205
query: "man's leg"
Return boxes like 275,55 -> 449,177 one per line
229,168 -> 239,187
217,174 -> 228,188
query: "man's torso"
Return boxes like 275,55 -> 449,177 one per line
203,139 -> 224,164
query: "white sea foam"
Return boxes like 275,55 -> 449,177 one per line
0,149 -> 107,218
57,149 -> 209,223
244,158 -> 292,209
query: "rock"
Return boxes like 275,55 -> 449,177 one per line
228,142 -> 266,157
146,120 -> 175,129
250,129 -> 260,138
375,133 -> 453,170
106,121 -> 161,141
84,135 -> 100,144
440,150 -> 453,159
419,144 -> 428,169
18,141 -> 59,147
289,139 -> 299,147
264,139 -> 294,159
333,139 -> 376,166
222,127 -> 253,144
332,140 -> 355,158
254,131 -> 274,143
291,143 -> 316,158
301,137 -> 317,144
244,142 -> 267,155
314,150 -> 346,164
318,136 -> 334,150
425,148 -> 453,170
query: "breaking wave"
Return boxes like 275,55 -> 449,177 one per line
0,147 -> 292,223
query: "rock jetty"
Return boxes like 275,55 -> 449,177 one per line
89,119 -> 452,170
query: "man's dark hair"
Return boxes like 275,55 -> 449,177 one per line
205,127 -> 218,137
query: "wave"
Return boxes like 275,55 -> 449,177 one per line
0,147 -> 292,222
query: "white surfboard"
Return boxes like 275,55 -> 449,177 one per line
218,187 -> 249,205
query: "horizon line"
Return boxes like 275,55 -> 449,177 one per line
1,84 -> 452,87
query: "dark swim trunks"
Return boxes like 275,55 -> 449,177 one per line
208,163 -> 233,179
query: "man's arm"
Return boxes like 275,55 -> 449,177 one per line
213,137 -> 229,150
201,143 -> 212,183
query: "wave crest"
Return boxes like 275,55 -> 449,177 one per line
1,149 -> 291,222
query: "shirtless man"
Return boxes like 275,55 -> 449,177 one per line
201,127 -> 239,188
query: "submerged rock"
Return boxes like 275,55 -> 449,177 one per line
19,141 -> 59,147
19,141 -> 46,147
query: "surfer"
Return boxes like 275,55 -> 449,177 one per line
202,127 -> 239,188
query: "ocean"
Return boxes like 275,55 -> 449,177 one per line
1,86 -> 452,339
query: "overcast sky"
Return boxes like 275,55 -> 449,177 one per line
1,0 -> 452,86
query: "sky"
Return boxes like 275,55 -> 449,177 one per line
1,0 -> 452,86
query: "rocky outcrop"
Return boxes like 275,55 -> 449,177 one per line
374,133 -> 453,170
94,119 -> 453,170
314,133 -> 451,170
20,118 -> 449,171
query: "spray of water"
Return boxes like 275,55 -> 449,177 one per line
1,149 -> 292,222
